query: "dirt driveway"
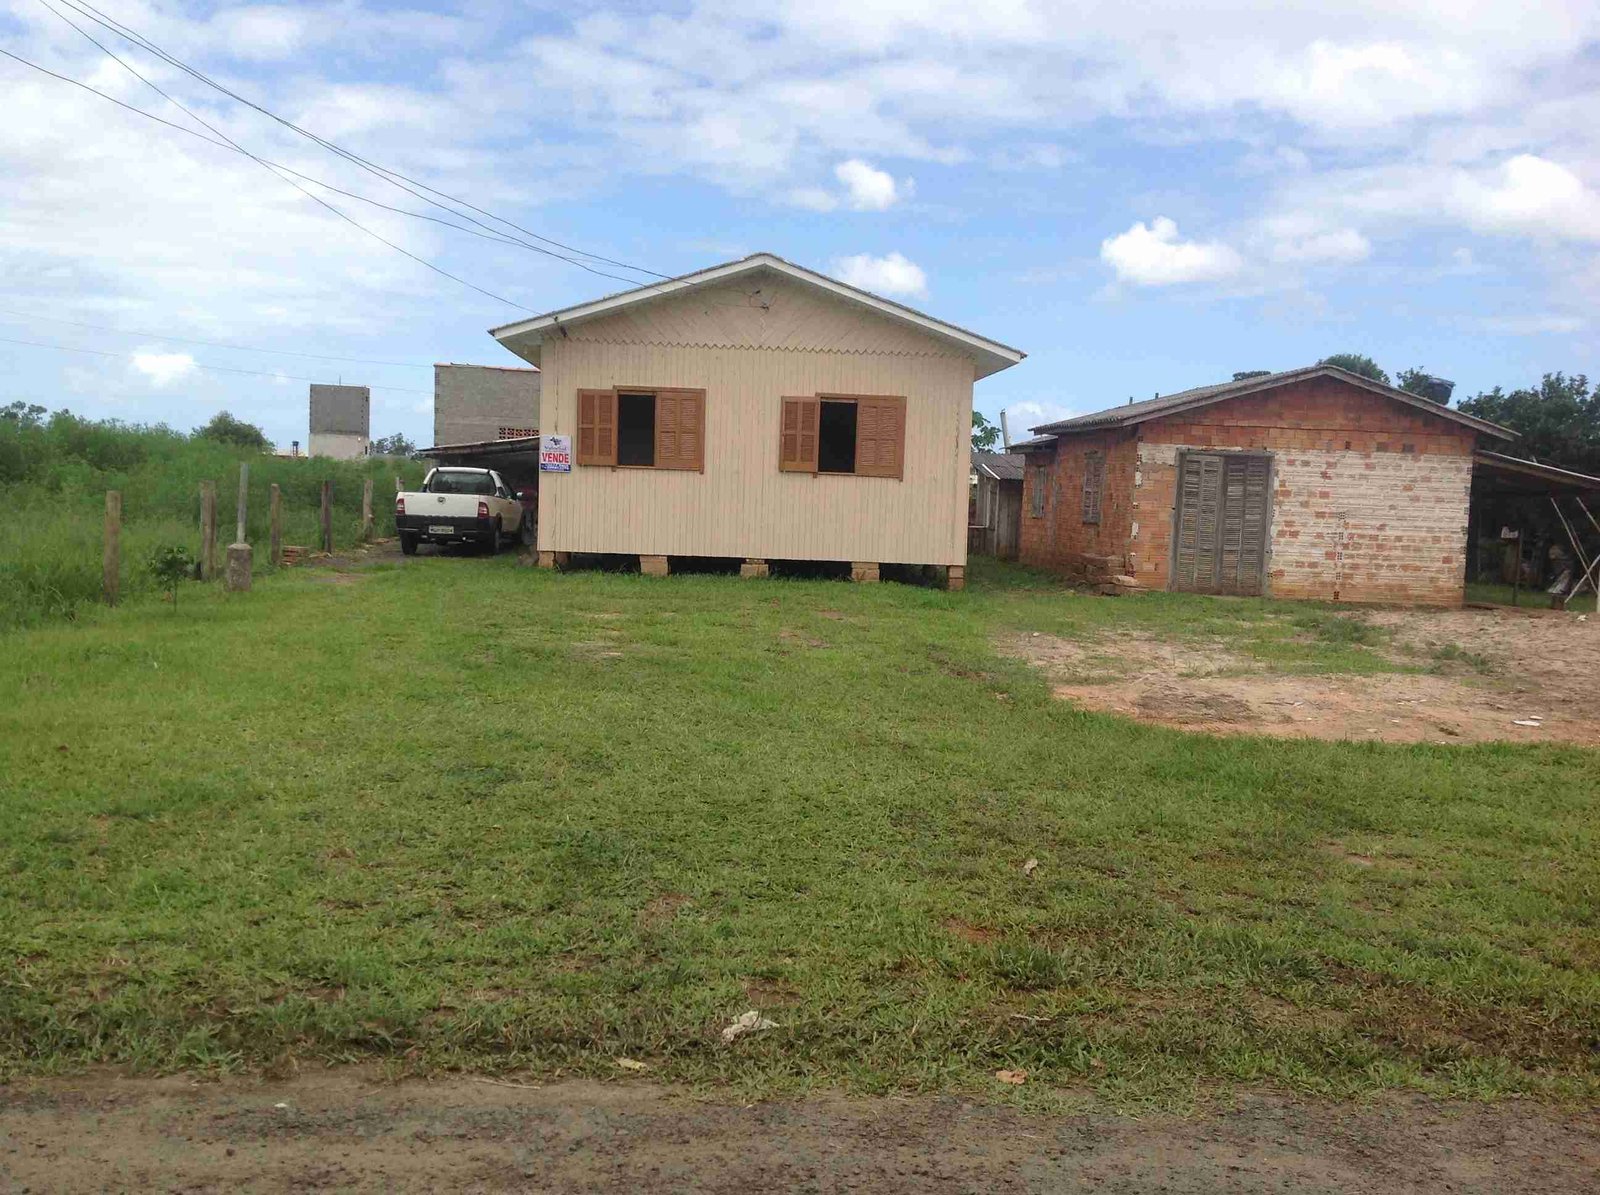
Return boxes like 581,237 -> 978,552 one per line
3,1072 -> 1598,1193
1005,605 -> 1600,745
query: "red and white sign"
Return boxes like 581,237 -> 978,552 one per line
539,434 -> 572,472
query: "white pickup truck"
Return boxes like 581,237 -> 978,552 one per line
395,467 -> 533,556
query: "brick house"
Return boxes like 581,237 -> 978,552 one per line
1013,365 -> 1516,606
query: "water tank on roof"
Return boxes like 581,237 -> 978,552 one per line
1416,376 -> 1455,404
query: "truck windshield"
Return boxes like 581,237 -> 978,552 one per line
426,471 -> 496,495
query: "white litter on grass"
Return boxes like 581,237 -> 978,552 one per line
273,1102 -> 289,1110
615,1057 -> 649,1072
1512,719 -> 1543,727
721,1010 -> 779,1043
1022,858 -> 1039,877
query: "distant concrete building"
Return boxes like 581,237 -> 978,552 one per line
434,364 -> 540,446
308,384 -> 370,459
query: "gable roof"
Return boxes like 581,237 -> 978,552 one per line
489,253 -> 1027,379
971,449 -> 1026,482
1024,365 -> 1515,443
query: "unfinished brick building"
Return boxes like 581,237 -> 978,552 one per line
1014,365 -> 1516,606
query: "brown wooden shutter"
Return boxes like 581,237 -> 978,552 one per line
576,389 -> 617,466
779,397 -> 819,472
1081,451 -> 1104,523
854,395 -> 906,479
654,389 -> 705,471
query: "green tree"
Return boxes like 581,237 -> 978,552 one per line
146,545 -> 195,607
195,411 -> 271,452
971,411 -> 1001,451
1318,354 -> 1390,385
371,432 -> 416,457
1458,373 -> 1598,475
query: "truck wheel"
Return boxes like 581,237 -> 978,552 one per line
519,512 -> 535,546
400,532 -> 419,556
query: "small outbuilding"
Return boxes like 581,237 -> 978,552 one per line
1014,365 -> 1516,606
488,253 -> 1025,585
970,449 -> 1025,559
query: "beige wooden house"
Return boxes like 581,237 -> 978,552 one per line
490,254 -> 1024,586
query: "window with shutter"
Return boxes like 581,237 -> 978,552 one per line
780,394 -> 905,478
779,397 -> 820,472
1081,451 -> 1104,524
576,389 -> 617,466
575,387 -> 705,470
654,389 -> 706,471
854,396 -> 906,479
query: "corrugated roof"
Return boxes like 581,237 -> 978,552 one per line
1028,365 -> 1515,442
971,449 -> 1025,481
1473,450 -> 1600,496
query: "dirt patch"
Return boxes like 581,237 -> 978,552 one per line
2,1070 -> 1596,1193
639,893 -> 691,926
777,627 -> 829,649
1003,606 -> 1600,745
944,917 -> 1000,944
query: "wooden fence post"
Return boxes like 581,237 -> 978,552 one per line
361,477 -> 374,542
269,484 -> 282,567
320,480 -> 333,552
199,480 -> 217,580
103,490 -> 121,606
395,473 -> 403,494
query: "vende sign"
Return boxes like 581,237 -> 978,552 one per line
539,434 -> 572,472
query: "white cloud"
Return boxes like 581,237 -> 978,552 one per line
1460,154 -> 1600,240
786,186 -> 839,212
1480,313 -> 1585,335
831,252 -> 928,297
1259,215 -> 1371,264
129,350 -> 198,387
834,159 -> 908,210
1100,217 -> 1244,287
1007,399 -> 1075,432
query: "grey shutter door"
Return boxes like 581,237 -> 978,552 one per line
1173,453 -> 1270,595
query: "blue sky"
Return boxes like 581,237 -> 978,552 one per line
2,0 -> 1596,449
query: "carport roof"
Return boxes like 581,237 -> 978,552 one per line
1473,450 -> 1600,498
417,435 -> 540,458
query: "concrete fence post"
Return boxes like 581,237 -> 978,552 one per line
269,484 -> 282,567
235,461 -> 249,545
199,481 -> 217,580
226,462 -> 252,593
361,477 -> 374,542
103,490 -> 121,606
320,481 -> 333,553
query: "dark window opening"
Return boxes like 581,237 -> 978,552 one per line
617,392 -> 655,466
817,400 -> 857,473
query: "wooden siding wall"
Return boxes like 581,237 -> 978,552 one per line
536,276 -> 978,564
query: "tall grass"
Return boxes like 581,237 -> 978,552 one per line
0,408 -> 426,631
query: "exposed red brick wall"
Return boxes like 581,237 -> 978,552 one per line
1023,377 -> 1478,606
1019,429 -> 1137,576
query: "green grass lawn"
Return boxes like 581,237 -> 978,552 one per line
2,557 -> 1596,1105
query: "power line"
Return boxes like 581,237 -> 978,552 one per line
54,0 -> 670,286
0,309 -> 434,369
0,46 -> 564,258
0,334 -> 432,394
35,0 -> 536,311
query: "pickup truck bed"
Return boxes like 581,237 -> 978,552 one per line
395,467 -> 531,555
